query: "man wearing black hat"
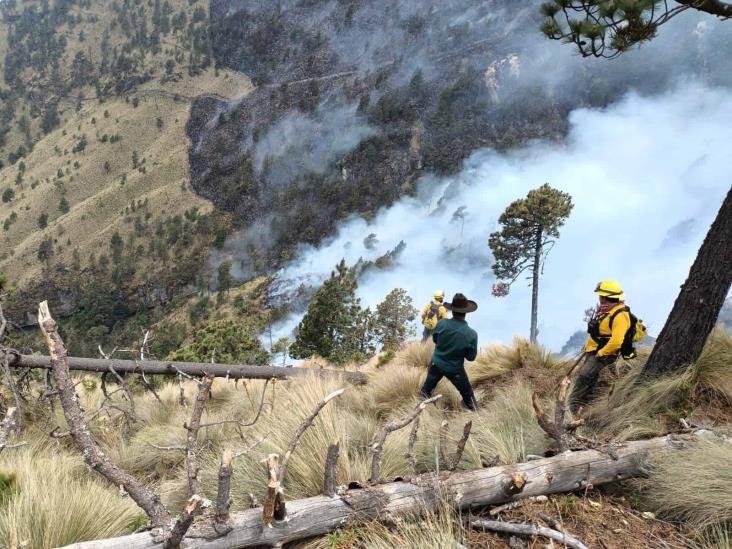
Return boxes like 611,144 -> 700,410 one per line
419,292 -> 479,410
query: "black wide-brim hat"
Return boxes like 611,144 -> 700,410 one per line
444,292 -> 478,314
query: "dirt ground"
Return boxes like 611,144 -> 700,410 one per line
466,490 -> 692,549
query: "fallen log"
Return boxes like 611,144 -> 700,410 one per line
63,432 -> 708,549
6,354 -> 367,384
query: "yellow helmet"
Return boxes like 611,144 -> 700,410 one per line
594,280 -> 625,300
433,290 -> 445,301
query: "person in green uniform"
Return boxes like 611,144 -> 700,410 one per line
419,292 -> 479,410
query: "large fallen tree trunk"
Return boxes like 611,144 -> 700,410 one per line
6,354 -> 366,384
64,432 -> 706,549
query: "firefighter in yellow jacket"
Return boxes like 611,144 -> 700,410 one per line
569,280 -> 641,412
421,291 -> 449,341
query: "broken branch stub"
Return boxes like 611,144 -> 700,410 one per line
532,376 -> 584,453
370,394 -> 441,483
450,420 -> 472,471
186,373 -> 215,497
323,441 -> 340,497
216,449 -> 234,524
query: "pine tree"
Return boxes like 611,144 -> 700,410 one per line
540,0 -> 731,59
642,187 -> 732,377
290,260 -> 366,365
489,183 -> 573,343
374,288 -> 417,352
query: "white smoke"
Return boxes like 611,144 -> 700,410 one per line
270,83 -> 732,351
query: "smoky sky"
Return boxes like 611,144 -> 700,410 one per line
269,84 -> 732,351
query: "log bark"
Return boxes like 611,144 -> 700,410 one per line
7,354 -> 367,384
323,441 -> 340,497
642,186 -> 732,377
216,450 -> 234,523
63,432 -> 707,549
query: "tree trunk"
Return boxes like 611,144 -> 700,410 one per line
530,227 -> 542,343
62,432 -> 708,549
7,354 -> 367,384
642,186 -> 732,378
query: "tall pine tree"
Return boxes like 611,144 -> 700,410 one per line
489,183 -> 573,343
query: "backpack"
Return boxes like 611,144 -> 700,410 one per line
588,306 -> 646,359
423,301 -> 441,330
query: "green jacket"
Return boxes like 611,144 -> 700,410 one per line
431,318 -> 478,373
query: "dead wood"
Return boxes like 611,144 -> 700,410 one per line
9,353 -> 367,383
37,301 -> 172,530
470,518 -> 589,549
371,394 -> 441,483
64,432 -> 711,549
450,420 -> 472,471
164,496 -> 206,549
186,373 -> 215,497
216,450 -> 234,524
279,388 -> 344,488
533,377 -> 584,453
0,407 -> 26,451
262,389 -> 344,523
323,441 -> 340,497
406,415 -> 421,477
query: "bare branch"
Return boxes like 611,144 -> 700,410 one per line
37,301 -> 172,530
470,518 -> 589,549
108,365 -> 137,425
450,420 -> 472,471
278,388 -> 344,487
405,415 -> 421,477
186,374 -> 214,497
532,377 -> 584,453
371,395 -> 441,483
199,379 -> 270,430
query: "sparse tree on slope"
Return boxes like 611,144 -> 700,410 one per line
290,260 -> 365,365
489,183 -> 573,343
642,186 -> 732,378
540,0 -> 731,59
374,288 -> 417,352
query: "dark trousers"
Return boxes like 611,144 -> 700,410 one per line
569,354 -> 609,412
420,363 -> 477,410
422,327 -> 433,342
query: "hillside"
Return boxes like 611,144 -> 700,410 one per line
0,0 -> 253,352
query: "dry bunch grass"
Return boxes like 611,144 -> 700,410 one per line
583,328 -> 732,440
0,441 -> 142,548
638,437 -> 732,531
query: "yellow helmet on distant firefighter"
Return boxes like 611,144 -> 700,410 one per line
433,290 -> 445,302
594,280 -> 625,300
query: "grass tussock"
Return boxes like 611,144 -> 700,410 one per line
392,339 -> 434,369
638,437 -> 732,531
583,328 -> 732,440
0,443 -> 142,548
467,336 -> 563,385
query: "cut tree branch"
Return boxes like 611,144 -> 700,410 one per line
470,518 -> 589,549
533,377 -> 584,453
36,301 -> 172,530
371,395 -> 441,483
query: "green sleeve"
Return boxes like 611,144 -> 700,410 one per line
465,331 -> 478,361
